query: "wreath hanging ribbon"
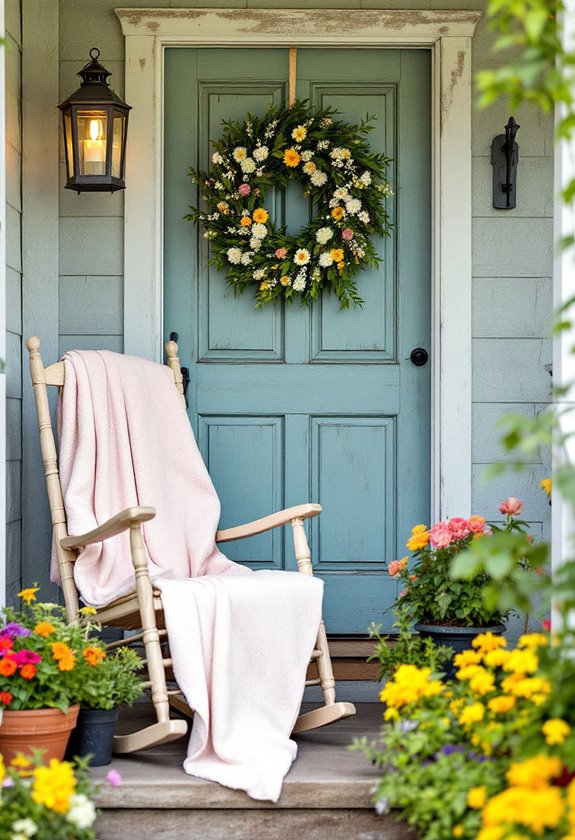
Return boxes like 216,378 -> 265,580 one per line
186,100 -> 393,308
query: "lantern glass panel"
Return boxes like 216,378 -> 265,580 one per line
111,115 -> 125,179
77,110 -> 108,176
64,113 -> 74,178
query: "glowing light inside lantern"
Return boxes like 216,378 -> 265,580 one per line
83,119 -> 105,173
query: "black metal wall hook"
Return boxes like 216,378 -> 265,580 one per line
491,117 -> 520,209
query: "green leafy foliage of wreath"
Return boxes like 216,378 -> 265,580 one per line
185,100 -> 393,308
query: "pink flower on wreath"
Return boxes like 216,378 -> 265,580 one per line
499,497 -> 524,516
342,227 -> 354,241
12,650 -> 41,666
467,515 -> 486,534
275,247 -> 288,259
429,522 -> 453,549
238,183 -> 251,197
447,517 -> 470,541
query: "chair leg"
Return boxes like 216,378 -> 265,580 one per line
290,517 -> 356,733
113,524 -> 188,754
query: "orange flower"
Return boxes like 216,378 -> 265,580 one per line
57,655 -> 76,672
330,248 -> 344,262
20,663 -> 37,680
83,646 -> 106,666
0,690 -> 13,705
0,657 -> 18,676
283,148 -> 301,168
0,637 -> 13,653
331,207 -> 345,220
51,641 -> 72,660
252,208 -> 269,224
34,622 -> 55,637
240,216 -> 252,227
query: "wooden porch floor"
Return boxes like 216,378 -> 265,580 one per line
91,703 -> 413,839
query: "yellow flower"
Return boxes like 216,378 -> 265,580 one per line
488,695 -> 516,714
456,664 -> 484,681
330,248 -> 344,262
292,125 -> 307,142
450,698 -> 464,715
507,754 -> 562,788
252,208 -> 269,224
284,148 -> 301,167
79,606 -> 97,616
467,786 -> 487,809
470,670 -> 496,696
483,649 -> 511,669
259,281 -> 270,291
216,201 -> 230,215
452,826 -> 464,837
240,216 -> 252,227
303,161 -> 316,174
32,759 -> 76,813
11,753 -> 32,770
337,261 -> 345,270
540,478 -> 552,495
406,525 -> 430,551
0,755 -> 5,785
18,586 -> 40,605
505,676 -> 551,700
458,702 -> 485,725
280,276 -> 292,287
331,207 -> 345,220
477,829 -> 504,840
482,784 -> 564,833
542,718 -> 571,745
454,650 -> 483,669
518,633 -> 548,650
472,633 -> 507,653
383,706 -> 400,721
380,664 -> 444,709
34,621 -> 55,637
503,648 -> 539,675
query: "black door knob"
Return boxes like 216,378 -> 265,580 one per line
410,347 -> 429,366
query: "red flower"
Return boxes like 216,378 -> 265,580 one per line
0,637 -> 14,654
20,663 -> 37,680
0,690 -> 13,706
542,619 -> 551,632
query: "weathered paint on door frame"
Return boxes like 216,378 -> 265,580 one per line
117,8 -> 481,523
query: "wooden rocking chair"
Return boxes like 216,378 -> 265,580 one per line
26,336 -> 356,754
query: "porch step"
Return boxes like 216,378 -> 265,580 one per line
91,703 -> 414,839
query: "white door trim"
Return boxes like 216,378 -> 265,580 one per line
116,7 -> 481,521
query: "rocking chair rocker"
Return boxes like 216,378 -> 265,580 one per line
27,336 -> 356,754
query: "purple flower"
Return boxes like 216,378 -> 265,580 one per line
1,623 -> 31,638
439,744 -> 467,756
375,797 -> 390,815
399,719 -> 419,734
107,769 -> 122,788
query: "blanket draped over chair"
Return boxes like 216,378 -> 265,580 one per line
55,350 -> 323,802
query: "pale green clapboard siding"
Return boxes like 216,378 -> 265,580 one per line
5,2 -> 23,604
11,0 -> 554,604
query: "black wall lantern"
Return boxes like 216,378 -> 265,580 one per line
58,48 -> 131,193
491,117 -> 520,209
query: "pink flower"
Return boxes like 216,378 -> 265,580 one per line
399,588 -> 408,598
275,247 -> 288,259
447,517 -> 470,541
387,557 -> 408,578
12,650 -> 41,666
467,515 -> 486,534
238,183 -> 251,197
498,497 -> 524,516
342,227 -> 354,241
429,522 -> 453,549
107,769 -> 122,787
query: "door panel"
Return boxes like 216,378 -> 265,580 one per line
164,47 -> 431,633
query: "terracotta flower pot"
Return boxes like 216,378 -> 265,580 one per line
0,704 -> 80,763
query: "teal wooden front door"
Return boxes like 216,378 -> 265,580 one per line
164,48 -> 431,634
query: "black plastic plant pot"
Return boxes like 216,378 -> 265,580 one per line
66,707 -> 119,766
414,622 -> 506,680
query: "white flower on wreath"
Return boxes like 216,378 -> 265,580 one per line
227,247 -> 242,264
310,171 -> 328,187
253,268 -> 265,280
212,151 -> 224,165
240,157 -> 256,174
293,276 -> 306,292
317,139 -> 330,150
294,249 -> 311,266
292,125 -> 307,142
251,223 -> 268,240
334,187 -> 349,200
301,150 -> 314,162
319,117 -> 333,129
318,252 -> 334,268
67,794 -> 97,830
345,197 -> 362,214
360,171 -> 372,186
240,253 -> 253,265
303,161 -> 316,175
253,145 -> 269,163
316,227 -> 334,245
358,210 -> 370,224
250,238 -> 262,251
233,146 -> 247,162
330,147 -> 348,161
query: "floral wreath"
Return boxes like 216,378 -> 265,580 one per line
186,101 -> 393,308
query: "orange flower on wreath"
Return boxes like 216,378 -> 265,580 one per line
283,148 -> 301,167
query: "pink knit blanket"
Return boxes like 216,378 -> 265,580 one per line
57,350 -> 323,800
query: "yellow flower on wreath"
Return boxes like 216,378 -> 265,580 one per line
292,124 -> 307,142
542,718 -> 571,745
406,524 -> 430,551
252,208 -> 269,224
280,276 -> 291,287
303,161 -> 316,174
284,147 -> 301,167
330,248 -> 344,262
18,586 -> 40,605
32,758 -> 77,814
331,207 -> 345,221
240,216 -> 252,227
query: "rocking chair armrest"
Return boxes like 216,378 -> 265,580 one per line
60,507 -> 157,549
215,504 -> 322,543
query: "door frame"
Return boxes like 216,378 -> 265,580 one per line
116,7 -> 481,522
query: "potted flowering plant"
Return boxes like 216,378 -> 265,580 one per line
66,646 -> 143,767
0,587 -> 107,762
387,498 -> 534,662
